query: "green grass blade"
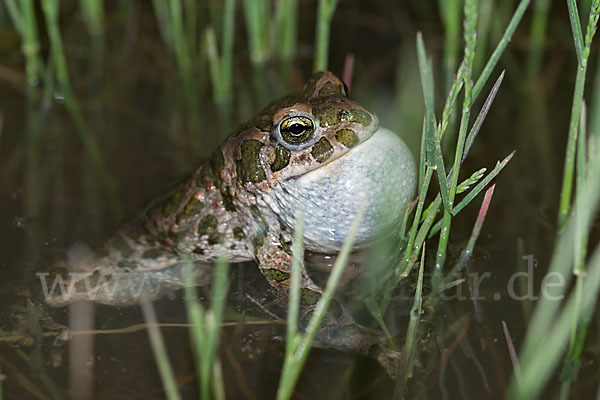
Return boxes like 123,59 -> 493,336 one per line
286,211 -> 304,356
205,257 -> 229,400
452,151 -> 515,215
40,0 -> 119,217
439,64 -> 464,139
205,1 -> 234,107
183,0 -> 197,52
427,121 -> 450,212
402,245 -> 425,379
2,0 -> 23,34
79,0 -> 104,37
418,116 -> 427,190
20,0 -> 42,88
397,168 -> 433,280
472,0 -> 531,104
277,200 -> 367,400
526,0 -> 551,80
461,71 -> 505,164
167,0 -> 192,80
473,0 -> 494,75
152,0 -> 172,52
313,0 -> 340,71
243,0 -> 269,64
439,0 -> 461,93
184,256 -> 229,400
183,262 -> 208,398
433,0 -> 478,282
416,33 -> 435,124
205,27 -> 222,99
560,100 -> 592,398
403,196 -> 442,277
275,0 -> 298,61
455,168 -> 486,195
567,0 -> 585,63
558,71 -> 585,230
220,0 -> 235,102
141,299 -> 183,400
558,0 -> 600,230
416,32 -> 453,213
429,153 -> 513,238
417,33 -> 451,212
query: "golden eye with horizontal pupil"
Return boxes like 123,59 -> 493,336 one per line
279,116 -> 315,145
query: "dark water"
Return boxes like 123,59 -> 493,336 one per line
1,1 -> 598,399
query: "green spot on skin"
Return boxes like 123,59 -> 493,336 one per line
197,165 -> 217,187
311,137 -> 334,163
198,214 -> 221,245
118,261 -> 138,270
318,81 -> 345,97
236,140 -> 267,183
233,227 -> 246,241
162,184 -> 186,216
278,235 -> 292,255
263,268 -> 290,283
177,196 -> 205,224
211,149 -> 225,175
220,187 -> 236,212
300,289 -> 321,305
270,145 -> 291,172
335,128 -> 359,148
346,108 -> 372,126
313,107 -> 341,127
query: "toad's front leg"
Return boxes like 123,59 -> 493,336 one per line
253,228 -> 384,354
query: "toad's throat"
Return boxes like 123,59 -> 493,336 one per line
267,127 -> 416,253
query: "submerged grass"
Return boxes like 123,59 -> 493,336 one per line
184,257 -> 229,400
141,257 -> 230,400
140,299 -> 182,400
277,202 -> 367,400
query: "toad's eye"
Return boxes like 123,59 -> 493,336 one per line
278,115 -> 315,145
